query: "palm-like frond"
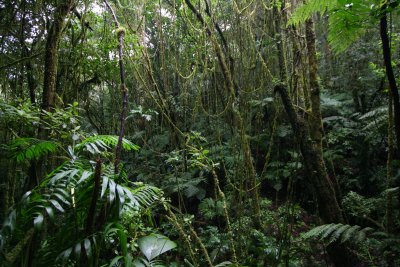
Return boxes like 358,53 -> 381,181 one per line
101,175 -> 161,208
43,159 -> 92,185
1,151 -> 161,266
75,135 -> 140,154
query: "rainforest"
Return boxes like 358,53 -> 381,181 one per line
1,0 -> 400,266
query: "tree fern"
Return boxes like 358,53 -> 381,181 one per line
327,8 -> 366,53
358,106 -> 388,132
289,0 -> 375,53
359,106 -> 388,120
303,223 -> 373,244
320,223 -> 343,240
288,0 -> 337,26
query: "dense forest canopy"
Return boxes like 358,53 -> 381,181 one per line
1,0 -> 400,266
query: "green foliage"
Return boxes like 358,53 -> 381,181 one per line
1,0 -> 400,265
8,138 -> 59,163
303,223 -> 374,244
75,134 -> 140,154
289,0 -> 382,53
128,105 -> 159,122
164,172 -> 206,199
199,198 -> 225,220
0,101 -> 40,125
0,130 -> 160,266
136,234 -> 176,261
359,106 -> 388,134
288,0 -> 337,26
342,191 -> 384,219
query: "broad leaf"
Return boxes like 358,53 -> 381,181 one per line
34,213 -> 44,230
138,234 -> 176,261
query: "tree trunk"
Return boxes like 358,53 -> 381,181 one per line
275,84 -> 358,267
26,59 -> 36,104
41,0 -> 74,111
380,11 -> 400,155
185,0 -> 262,228
274,5 -> 287,82
305,18 -> 342,201
305,19 -> 323,149
104,0 -> 129,174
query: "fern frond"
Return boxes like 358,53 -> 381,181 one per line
358,106 -> 388,131
303,223 -> 334,239
75,135 -> 139,154
0,102 -> 20,119
288,0 -> 337,26
359,107 -> 387,120
327,10 -> 365,53
342,225 -> 361,242
326,1 -> 371,53
355,227 -> 374,243
289,0 -> 373,53
8,138 -> 59,163
362,115 -> 387,131
321,223 -> 343,239
329,224 -> 351,243
304,223 -> 373,244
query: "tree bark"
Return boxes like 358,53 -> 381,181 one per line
380,12 -> 400,155
104,0 -> 129,174
185,0 -> 262,228
274,5 -> 287,82
305,19 -> 323,149
275,84 -> 358,267
305,18 -> 342,201
26,59 -> 36,104
386,92 -> 395,266
275,85 -> 342,221
41,0 -> 75,111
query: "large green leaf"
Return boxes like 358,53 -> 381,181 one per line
137,234 -> 176,261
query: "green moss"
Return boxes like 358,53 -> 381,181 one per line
116,26 -> 126,36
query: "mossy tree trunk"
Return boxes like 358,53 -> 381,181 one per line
41,0 -> 75,112
34,0 -> 74,191
275,84 -> 358,267
184,0 -> 262,229
305,18 -> 342,201
305,19 -> 323,150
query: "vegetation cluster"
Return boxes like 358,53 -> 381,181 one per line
1,0 -> 400,266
